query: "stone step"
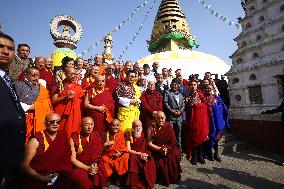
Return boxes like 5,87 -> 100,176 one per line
219,140 -> 247,154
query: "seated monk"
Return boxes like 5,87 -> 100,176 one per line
70,117 -> 107,189
14,67 -> 53,142
52,67 -> 85,138
81,66 -> 99,90
20,113 -> 73,188
84,75 -> 115,135
125,120 -> 156,189
102,119 -> 129,181
147,111 -> 181,187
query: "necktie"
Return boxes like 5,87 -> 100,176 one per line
3,74 -> 18,101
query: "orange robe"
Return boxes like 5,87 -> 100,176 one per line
54,82 -> 85,138
26,84 -> 53,141
102,130 -> 129,177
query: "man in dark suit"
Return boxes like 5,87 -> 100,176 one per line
163,79 -> 185,151
0,32 -> 26,188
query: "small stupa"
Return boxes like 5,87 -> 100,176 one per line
138,0 -> 230,78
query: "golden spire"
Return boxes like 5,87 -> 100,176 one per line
148,0 -> 196,53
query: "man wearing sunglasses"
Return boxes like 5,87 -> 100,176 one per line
20,113 -> 74,188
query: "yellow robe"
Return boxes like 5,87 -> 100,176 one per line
118,84 -> 141,132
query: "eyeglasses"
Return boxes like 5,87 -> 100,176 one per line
47,120 -> 62,124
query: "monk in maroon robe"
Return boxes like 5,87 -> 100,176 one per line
141,81 -> 163,127
84,75 -> 115,134
81,66 -> 99,90
147,111 -> 181,187
20,113 -> 74,188
186,80 -> 210,165
125,120 -> 156,189
105,64 -> 118,94
70,117 -> 107,189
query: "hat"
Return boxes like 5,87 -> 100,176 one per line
143,64 -> 150,69
171,78 -> 178,84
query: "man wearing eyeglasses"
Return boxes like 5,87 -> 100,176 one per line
52,67 -> 85,138
20,113 -> 74,188
14,67 -> 53,142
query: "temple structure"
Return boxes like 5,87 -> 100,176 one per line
227,0 -> 284,153
138,0 -> 230,78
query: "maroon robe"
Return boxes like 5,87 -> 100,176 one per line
71,132 -> 107,189
86,88 -> 115,134
140,89 -> 163,127
186,92 -> 210,157
105,75 -> 119,94
148,122 -> 181,187
125,132 -> 156,189
21,130 -> 73,189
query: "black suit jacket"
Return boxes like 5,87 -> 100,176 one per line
0,76 -> 26,172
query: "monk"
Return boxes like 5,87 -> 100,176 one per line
147,111 -> 181,187
102,119 -> 129,180
116,70 -> 141,132
84,75 -> 115,134
81,65 -> 99,90
125,120 -> 156,189
14,67 -> 53,141
141,81 -> 163,127
70,117 -> 107,189
105,64 -> 118,94
94,54 -> 105,75
52,67 -> 85,138
186,80 -> 210,165
20,113 -> 73,188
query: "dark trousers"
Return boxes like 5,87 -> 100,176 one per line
0,170 -> 19,189
170,119 -> 183,150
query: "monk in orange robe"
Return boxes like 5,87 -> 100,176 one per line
70,117 -> 107,189
14,67 -> 53,141
20,113 -> 74,188
52,67 -> 85,138
81,65 -> 99,90
84,75 -> 115,134
102,119 -> 129,180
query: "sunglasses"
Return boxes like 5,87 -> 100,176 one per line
47,120 -> 62,124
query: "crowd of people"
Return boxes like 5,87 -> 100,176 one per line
0,32 -> 231,189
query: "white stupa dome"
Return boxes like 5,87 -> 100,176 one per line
138,49 -> 231,78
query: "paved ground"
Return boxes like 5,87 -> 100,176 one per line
107,148 -> 284,189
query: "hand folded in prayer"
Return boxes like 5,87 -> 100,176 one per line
140,153 -> 149,161
115,150 -> 122,157
66,90 -> 75,100
89,163 -> 98,175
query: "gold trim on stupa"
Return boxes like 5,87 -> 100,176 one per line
148,0 -> 195,53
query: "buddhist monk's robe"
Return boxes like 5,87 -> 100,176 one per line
125,132 -> 156,189
140,89 -> 163,128
86,88 -> 115,134
186,92 -> 210,157
21,130 -> 73,189
148,122 -> 182,187
54,81 -> 85,138
102,130 -> 129,177
81,77 -> 95,90
98,66 -> 105,76
105,75 -> 118,94
71,132 -> 107,189
14,81 -> 53,141
116,82 -> 141,132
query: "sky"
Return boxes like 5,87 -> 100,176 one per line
0,0 -> 244,66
